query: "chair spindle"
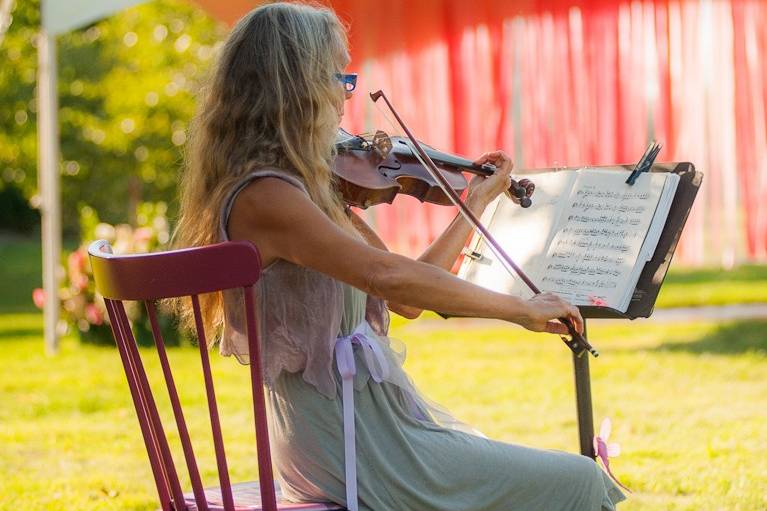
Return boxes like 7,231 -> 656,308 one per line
192,294 -> 235,511
146,300 -> 209,511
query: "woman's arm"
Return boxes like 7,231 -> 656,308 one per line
228,177 -> 582,334
415,193 -> 490,271
348,210 -> 425,319
349,197 -> 488,319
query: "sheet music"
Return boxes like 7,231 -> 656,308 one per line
537,169 -> 668,308
458,167 -> 679,313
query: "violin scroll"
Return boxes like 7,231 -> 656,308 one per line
503,175 -> 533,208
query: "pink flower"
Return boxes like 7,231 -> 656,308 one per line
85,303 -> 104,325
68,249 -> 87,276
74,273 -> 89,291
32,288 -> 46,309
134,226 -> 153,243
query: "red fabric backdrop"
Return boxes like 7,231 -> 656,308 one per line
196,0 -> 767,266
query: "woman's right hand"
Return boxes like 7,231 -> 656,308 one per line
516,293 -> 584,335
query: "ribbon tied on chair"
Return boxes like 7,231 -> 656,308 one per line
593,417 -> 631,493
334,322 -> 390,511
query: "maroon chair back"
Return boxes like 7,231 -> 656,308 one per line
88,239 -> 276,511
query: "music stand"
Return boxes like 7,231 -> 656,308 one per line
463,161 -> 702,457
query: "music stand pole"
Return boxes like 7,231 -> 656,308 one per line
573,319 -> 595,458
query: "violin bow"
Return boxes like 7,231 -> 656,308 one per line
370,90 -> 598,358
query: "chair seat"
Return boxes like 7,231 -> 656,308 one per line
182,480 -> 346,511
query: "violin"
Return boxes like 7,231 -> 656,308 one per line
334,128 -> 533,209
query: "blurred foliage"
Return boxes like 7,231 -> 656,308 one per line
0,0 -> 227,234
0,182 -> 39,232
33,200 -> 182,346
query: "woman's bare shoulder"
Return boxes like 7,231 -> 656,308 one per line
232,176 -> 305,220
227,176 -> 310,267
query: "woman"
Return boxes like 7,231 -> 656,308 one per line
174,3 -> 625,510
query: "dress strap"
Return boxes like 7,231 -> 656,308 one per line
219,167 -> 308,242
334,322 -> 390,511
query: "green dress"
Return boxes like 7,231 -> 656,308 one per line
266,285 -> 626,511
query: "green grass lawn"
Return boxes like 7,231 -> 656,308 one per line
3,314 -> 766,510
2,235 -> 767,510
656,264 -> 767,308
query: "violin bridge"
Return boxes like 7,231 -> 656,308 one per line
372,130 -> 393,158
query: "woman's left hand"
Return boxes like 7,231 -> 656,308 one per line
468,150 -> 534,207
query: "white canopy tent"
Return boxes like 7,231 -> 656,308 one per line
38,0 -> 147,353
38,0 -> 257,353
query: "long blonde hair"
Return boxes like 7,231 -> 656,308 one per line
173,2 -> 353,338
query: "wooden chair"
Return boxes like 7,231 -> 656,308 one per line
88,239 -> 345,511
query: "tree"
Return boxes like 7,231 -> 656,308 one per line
0,0 -> 226,234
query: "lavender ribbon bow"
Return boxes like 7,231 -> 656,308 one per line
334,322 -> 390,511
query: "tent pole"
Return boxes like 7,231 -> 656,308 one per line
38,28 -> 60,355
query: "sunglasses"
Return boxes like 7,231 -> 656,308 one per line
335,73 -> 358,92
